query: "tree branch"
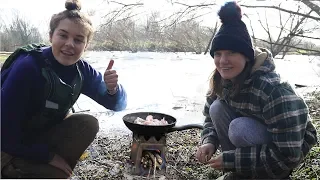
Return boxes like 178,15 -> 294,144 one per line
162,2 -> 216,28
109,1 -> 143,7
101,2 -> 143,27
301,0 -> 320,17
240,4 -> 320,21
174,2 -> 216,8
254,37 -> 320,54
289,33 -> 320,40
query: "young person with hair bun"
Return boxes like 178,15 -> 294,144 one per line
1,0 -> 127,178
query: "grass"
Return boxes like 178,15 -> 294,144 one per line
291,91 -> 320,180
0,54 -> 9,63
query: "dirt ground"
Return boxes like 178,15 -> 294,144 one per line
71,128 -> 223,180
71,91 -> 320,180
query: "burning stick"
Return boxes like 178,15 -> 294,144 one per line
141,151 -> 163,170
141,156 -> 148,168
154,156 -> 156,178
146,151 -> 161,169
154,153 -> 163,165
141,153 -> 153,169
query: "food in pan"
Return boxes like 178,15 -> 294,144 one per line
134,115 -> 168,125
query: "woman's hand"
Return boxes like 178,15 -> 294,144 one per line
104,59 -> 118,95
206,153 -> 223,170
196,143 -> 216,163
49,154 -> 72,177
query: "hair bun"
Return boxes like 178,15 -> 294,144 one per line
65,0 -> 81,11
218,1 -> 242,24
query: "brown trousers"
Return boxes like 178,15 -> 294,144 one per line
1,113 -> 99,179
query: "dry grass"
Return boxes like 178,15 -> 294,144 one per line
0,54 -> 9,63
71,129 -> 220,180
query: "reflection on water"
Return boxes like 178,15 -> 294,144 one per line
76,51 -> 320,132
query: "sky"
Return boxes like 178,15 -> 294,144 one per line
1,0 -> 319,45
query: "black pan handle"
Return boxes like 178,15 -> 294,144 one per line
167,124 -> 203,133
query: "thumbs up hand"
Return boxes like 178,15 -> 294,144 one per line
104,59 -> 118,95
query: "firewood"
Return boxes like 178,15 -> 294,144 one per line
145,151 -> 161,169
154,153 -> 163,165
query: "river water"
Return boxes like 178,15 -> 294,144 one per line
73,51 -> 320,134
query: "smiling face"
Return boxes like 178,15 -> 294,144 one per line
213,50 -> 247,81
49,18 -> 89,66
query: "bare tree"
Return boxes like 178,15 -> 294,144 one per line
92,1 -> 144,52
0,11 -> 42,51
241,1 -> 320,57
254,3 -> 312,57
142,12 -> 171,51
89,0 -> 320,56
100,1 -> 143,27
159,1 -> 216,29
165,0 -> 320,56
241,3 -> 320,21
163,20 -> 213,53
204,22 -> 219,55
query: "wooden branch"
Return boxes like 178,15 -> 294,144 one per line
240,4 -> 320,21
243,13 -> 256,45
264,11 -> 273,44
180,11 -> 212,23
272,9 -> 312,55
166,8 -> 190,28
204,21 -> 218,55
257,12 -> 273,50
101,2 -> 143,27
157,13 -> 180,24
109,1 -> 143,6
160,2 -> 216,28
290,33 -> 320,40
301,0 -> 320,17
174,2 -> 216,8
254,37 -> 320,54
276,5 -> 292,44
115,12 -> 143,22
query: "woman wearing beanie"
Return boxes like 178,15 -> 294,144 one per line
196,1 -> 317,179
1,0 -> 127,178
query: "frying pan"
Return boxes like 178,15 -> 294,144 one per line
123,112 -> 203,136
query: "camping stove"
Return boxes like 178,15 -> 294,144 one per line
129,133 -> 167,175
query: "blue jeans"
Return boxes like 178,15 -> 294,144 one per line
209,100 -> 271,151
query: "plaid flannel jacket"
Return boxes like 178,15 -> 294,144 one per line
201,48 -> 318,178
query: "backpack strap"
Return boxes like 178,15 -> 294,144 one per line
2,43 -> 83,112
1,43 -> 47,72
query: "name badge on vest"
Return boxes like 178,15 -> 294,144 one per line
45,100 -> 59,109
